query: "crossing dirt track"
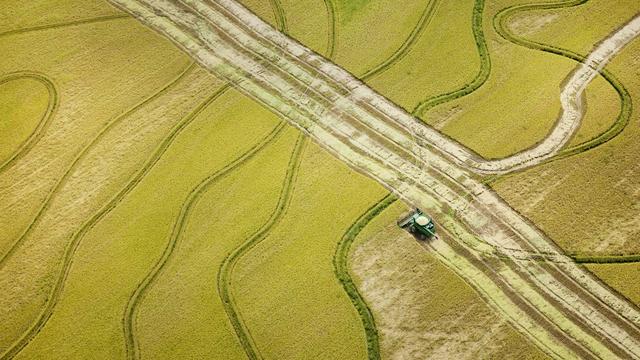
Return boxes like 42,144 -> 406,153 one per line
2,0 -> 640,359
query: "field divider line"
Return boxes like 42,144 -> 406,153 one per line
360,0 -> 441,81
0,71 -> 58,175
322,0 -> 337,60
216,134 -> 306,360
124,119 -> 288,359
333,194 -> 397,360
268,0 -> 287,34
411,0 -> 489,117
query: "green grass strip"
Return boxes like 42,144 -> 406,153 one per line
571,254 -> 640,264
412,0 -> 489,118
333,193 -> 397,360
269,0 -> 288,33
123,119 -> 287,360
323,0 -> 337,60
217,135 -> 306,360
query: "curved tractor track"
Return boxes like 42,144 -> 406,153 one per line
107,0 -> 640,357
412,0 -> 489,118
333,194 -> 397,360
0,77 -> 232,360
123,120 -> 286,359
360,0 -> 441,81
0,71 -> 58,174
0,62 -> 196,270
217,134 -> 305,360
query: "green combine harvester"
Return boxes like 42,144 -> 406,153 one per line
397,209 -> 436,239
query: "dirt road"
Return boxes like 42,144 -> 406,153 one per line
108,0 -> 640,358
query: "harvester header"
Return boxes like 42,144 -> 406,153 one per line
397,209 -> 436,239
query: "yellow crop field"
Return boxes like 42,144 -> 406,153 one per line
0,12 -> 191,255
11,89 -> 289,358
3,0 -> 640,359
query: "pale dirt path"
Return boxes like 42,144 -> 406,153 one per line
106,0 -> 640,358
468,15 -> 640,173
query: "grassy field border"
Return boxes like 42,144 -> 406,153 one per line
268,0 -> 288,34
0,71 -> 58,174
216,134 -> 306,360
0,79 -> 230,360
322,0 -> 337,60
333,193 -> 397,360
571,254 -> 640,264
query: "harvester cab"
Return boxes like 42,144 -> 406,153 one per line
397,208 -> 436,239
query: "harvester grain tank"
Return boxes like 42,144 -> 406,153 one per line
397,209 -> 436,239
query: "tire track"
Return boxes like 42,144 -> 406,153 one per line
216,134 -> 306,360
333,193 -> 397,360
123,119 -> 287,359
0,14 -> 129,38
360,0 -> 441,81
0,15 -> 134,177
0,80 -> 230,360
322,0 -> 337,60
0,71 -> 58,175
412,0 -> 489,118
0,63 -> 195,270
106,1 -> 640,356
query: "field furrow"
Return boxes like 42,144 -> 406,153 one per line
217,134 -> 305,359
125,120 -> 286,359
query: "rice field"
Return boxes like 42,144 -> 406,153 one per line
2,0 -> 640,358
